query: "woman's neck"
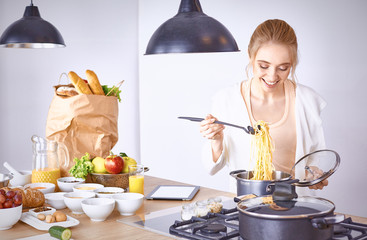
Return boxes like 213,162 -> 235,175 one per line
250,77 -> 285,103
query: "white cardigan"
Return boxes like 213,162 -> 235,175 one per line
201,81 -> 327,195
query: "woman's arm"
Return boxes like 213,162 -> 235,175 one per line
200,114 -> 225,163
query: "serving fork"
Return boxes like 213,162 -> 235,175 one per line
178,116 -> 259,135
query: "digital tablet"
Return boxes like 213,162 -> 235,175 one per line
145,185 -> 200,201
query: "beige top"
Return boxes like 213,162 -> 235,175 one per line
243,79 -> 297,173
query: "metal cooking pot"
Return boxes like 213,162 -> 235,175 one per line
230,170 -> 291,196
236,195 -> 344,240
230,149 -> 341,196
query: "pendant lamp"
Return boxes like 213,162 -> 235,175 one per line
145,0 -> 239,55
0,0 -> 65,48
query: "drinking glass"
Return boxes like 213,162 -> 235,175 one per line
128,165 -> 144,195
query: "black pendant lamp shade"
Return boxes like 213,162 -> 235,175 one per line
0,2 -> 65,48
145,0 -> 239,55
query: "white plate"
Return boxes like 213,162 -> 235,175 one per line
20,212 -> 79,231
29,207 -> 56,218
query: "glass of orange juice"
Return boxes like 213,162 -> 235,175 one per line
128,165 -> 144,195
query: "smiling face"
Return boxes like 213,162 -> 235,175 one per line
252,42 -> 292,93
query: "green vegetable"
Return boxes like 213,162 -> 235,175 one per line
119,152 -> 128,158
49,226 -> 72,240
69,152 -> 94,179
102,85 -> 122,102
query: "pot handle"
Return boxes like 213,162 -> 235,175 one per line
230,169 -> 246,178
266,179 -> 299,193
266,183 -> 275,193
234,194 -> 257,203
311,214 -> 345,229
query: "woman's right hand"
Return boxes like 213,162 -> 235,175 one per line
200,114 -> 225,163
199,114 -> 225,141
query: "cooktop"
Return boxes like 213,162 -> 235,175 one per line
117,197 -> 367,240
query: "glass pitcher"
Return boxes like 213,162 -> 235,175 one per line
31,135 -> 70,187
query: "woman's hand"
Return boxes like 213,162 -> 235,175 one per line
305,166 -> 329,190
200,114 -> 225,163
199,114 -> 225,141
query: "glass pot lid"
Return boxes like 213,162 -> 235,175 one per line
290,149 -> 340,187
237,195 -> 335,219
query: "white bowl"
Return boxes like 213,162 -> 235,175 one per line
0,204 -> 22,230
57,177 -> 85,192
24,182 -> 55,194
0,173 -> 13,188
45,192 -> 67,209
64,191 -> 95,214
73,183 -> 104,192
94,187 -> 125,198
81,198 -> 115,222
9,171 -> 32,187
112,193 -> 144,216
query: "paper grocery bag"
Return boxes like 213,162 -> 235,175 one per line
46,94 -> 118,177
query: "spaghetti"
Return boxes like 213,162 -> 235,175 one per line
250,120 -> 275,180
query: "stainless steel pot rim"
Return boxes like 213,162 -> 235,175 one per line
231,170 -> 292,183
237,196 -> 335,219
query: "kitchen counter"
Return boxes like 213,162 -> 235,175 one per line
2,175 -> 367,240
2,175 -> 234,240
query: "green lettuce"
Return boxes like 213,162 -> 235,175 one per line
69,153 -> 94,179
102,85 -> 121,102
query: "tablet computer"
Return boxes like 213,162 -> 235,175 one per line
145,185 -> 200,201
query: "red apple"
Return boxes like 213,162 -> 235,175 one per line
104,154 -> 124,174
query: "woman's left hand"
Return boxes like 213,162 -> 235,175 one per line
305,166 -> 329,190
309,179 -> 328,190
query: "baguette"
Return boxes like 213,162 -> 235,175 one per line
1,187 -> 45,208
85,70 -> 105,95
68,71 -> 93,94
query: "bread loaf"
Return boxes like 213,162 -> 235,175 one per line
2,187 -> 45,208
68,71 -> 93,94
86,70 -> 105,95
54,84 -> 79,97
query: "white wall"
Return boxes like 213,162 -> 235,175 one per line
0,0 -> 140,169
139,0 -> 367,218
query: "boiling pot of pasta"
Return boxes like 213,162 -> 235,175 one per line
234,147 -> 342,240
235,193 -> 344,240
230,169 -> 291,196
230,121 -> 340,197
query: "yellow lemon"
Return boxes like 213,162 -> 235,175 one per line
92,157 -> 107,173
122,157 -> 137,173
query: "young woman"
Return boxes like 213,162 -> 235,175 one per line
200,19 -> 328,194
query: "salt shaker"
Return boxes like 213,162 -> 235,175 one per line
181,203 -> 196,221
195,200 -> 209,217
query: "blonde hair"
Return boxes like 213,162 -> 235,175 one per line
247,19 -> 298,81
